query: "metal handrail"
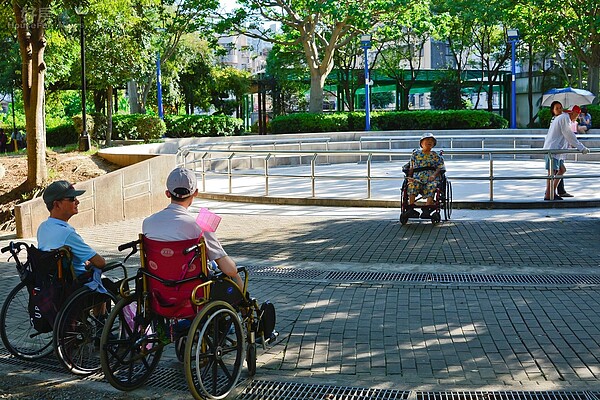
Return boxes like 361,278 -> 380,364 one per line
359,134 -> 600,161
178,147 -> 598,202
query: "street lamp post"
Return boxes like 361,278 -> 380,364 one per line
75,7 -> 90,151
156,53 -> 163,119
507,28 -> 519,129
360,34 -> 372,131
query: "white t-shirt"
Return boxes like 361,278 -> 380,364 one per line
142,203 -> 227,261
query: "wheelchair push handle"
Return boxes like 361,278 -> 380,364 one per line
117,239 -> 140,264
1,241 -> 28,255
118,239 -> 139,252
183,243 -> 201,255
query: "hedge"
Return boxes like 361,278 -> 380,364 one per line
270,110 -> 508,134
164,115 -> 243,138
46,123 -> 78,147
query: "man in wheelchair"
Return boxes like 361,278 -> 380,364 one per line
402,133 -> 445,220
142,167 -> 243,288
37,180 -> 107,276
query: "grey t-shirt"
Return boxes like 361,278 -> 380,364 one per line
142,203 -> 227,261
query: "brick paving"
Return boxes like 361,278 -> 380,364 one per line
0,209 -> 599,396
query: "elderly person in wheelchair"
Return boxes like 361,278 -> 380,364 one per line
401,133 -> 446,221
142,167 -> 243,288
98,167 -> 276,400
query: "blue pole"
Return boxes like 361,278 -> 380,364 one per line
363,46 -> 371,131
510,39 -> 516,129
157,53 -> 164,120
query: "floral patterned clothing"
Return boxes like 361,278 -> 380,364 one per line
407,150 -> 445,198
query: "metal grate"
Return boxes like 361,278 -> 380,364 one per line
238,380 -> 410,400
417,392 -> 596,400
0,349 -> 189,392
246,266 -> 328,280
245,266 -> 600,286
326,271 -> 427,282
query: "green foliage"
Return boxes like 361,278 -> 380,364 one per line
46,124 -> 78,147
270,113 -> 350,134
112,114 -> 142,140
136,115 -> 166,142
271,110 -> 508,133
91,113 -> 109,141
165,115 -> 243,137
72,114 -> 95,136
430,74 -> 466,110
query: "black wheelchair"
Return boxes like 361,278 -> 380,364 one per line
0,241 -> 128,375
399,163 -> 452,225
99,235 -> 277,400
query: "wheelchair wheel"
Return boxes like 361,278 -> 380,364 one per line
53,286 -> 117,375
443,179 -> 453,220
184,300 -> 244,400
100,297 -> 164,391
0,281 -> 54,360
431,212 -> 441,224
398,180 -> 408,222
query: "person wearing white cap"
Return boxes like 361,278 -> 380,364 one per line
37,180 -> 106,276
542,105 -> 590,201
143,167 -> 243,288
402,133 -> 445,219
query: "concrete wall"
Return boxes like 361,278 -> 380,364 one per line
15,155 -> 177,238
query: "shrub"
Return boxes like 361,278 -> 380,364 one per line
270,113 -> 349,134
164,115 -> 243,138
46,123 -> 78,147
112,114 -> 142,140
136,115 -> 166,142
271,110 -> 507,133
72,114 -> 95,136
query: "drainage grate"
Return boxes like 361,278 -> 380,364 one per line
245,266 -> 600,286
246,266 -> 328,280
0,349 -> 188,392
326,271 -> 427,282
417,391 -> 595,400
238,380 -> 410,400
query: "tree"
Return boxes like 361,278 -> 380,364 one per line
375,0 -> 440,110
430,73 -> 466,110
222,0 -> 409,113
10,0 -> 54,187
264,43 -> 308,115
333,39 -> 362,112
128,0 -> 220,114
84,0 -> 152,145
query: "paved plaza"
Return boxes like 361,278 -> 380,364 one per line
0,202 -> 599,398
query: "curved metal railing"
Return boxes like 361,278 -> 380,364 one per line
177,145 -> 599,202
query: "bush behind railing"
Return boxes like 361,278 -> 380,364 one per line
270,110 -> 508,134
165,115 -> 244,138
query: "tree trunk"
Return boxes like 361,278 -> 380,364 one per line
106,85 -> 113,147
588,65 -> 599,99
14,2 -> 47,189
127,81 -> 142,114
308,69 -> 326,113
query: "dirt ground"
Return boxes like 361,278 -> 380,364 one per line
0,150 -> 121,231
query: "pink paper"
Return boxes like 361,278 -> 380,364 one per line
196,208 -> 221,232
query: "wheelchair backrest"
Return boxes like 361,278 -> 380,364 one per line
26,245 -> 76,333
140,235 -> 208,319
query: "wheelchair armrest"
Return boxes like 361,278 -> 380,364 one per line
103,261 -> 127,277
